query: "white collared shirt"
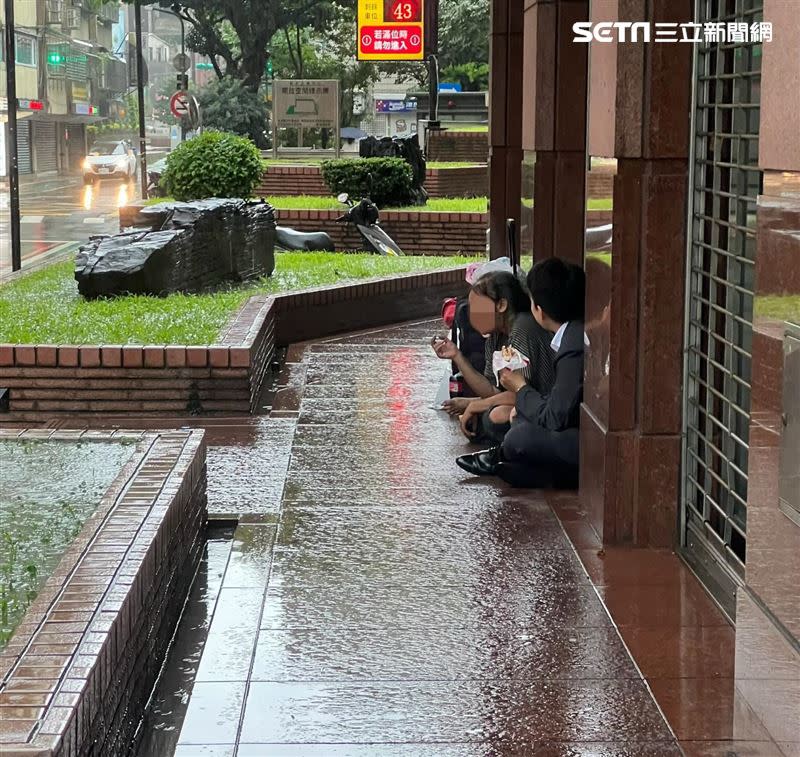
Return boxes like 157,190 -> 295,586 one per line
550,322 -> 591,352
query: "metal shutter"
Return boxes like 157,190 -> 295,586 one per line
681,0 -> 763,620
33,121 -> 58,173
66,124 -> 85,171
16,119 -> 32,175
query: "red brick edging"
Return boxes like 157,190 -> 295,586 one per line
256,164 -> 489,199
0,267 -> 469,418
0,429 -> 206,756
274,208 -> 488,255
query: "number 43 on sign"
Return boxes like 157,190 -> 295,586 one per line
358,0 -> 425,60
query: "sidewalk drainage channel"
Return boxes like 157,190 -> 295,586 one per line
132,523 -> 236,757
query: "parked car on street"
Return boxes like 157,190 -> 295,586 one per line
83,140 -> 137,183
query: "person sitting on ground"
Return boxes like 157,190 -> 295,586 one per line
455,258 -> 586,488
431,271 -> 555,444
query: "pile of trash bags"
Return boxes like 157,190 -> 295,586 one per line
75,199 -> 276,299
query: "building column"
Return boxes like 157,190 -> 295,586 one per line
523,0 -> 589,265
488,0 -> 524,259
579,0 -> 693,547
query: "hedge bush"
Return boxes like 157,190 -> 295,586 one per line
160,130 -> 265,201
320,157 -> 413,208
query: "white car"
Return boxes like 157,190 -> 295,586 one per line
83,140 -> 137,183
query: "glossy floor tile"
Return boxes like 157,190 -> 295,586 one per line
549,494 -> 800,757
126,320 -> 680,754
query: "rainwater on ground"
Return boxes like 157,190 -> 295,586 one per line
128,320 -> 679,755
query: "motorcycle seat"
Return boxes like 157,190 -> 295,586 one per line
275,226 -> 334,251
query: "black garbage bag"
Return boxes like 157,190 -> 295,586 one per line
359,134 -> 427,206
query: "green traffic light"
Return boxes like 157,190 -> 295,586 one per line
47,52 -> 64,65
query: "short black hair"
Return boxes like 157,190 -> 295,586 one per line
527,258 -> 585,323
471,271 -> 531,315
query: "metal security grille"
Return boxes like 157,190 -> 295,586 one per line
682,0 -> 763,615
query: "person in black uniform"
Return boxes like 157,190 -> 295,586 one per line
455,258 -> 586,489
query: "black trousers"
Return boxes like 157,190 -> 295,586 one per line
474,409 -> 511,445
499,419 -> 580,489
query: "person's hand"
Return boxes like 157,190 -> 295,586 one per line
499,368 -> 526,393
459,401 -> 481,439
431,336 -> 458,360
442,397 -> 470,416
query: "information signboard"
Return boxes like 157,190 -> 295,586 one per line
272,80 -> 339,129
358,0 -> 425,61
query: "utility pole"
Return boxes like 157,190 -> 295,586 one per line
3,0 -> 21,271
133,0 -> 148,199
424,0 -> 440,155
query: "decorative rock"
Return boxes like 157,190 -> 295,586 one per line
75,198 -> 276,299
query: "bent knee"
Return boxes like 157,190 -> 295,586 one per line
489,405 -> 512,424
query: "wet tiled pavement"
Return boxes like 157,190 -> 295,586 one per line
22,318 -> 798,755
130,320 -> 681,755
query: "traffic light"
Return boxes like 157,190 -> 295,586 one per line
266,58 -> 273,78
47,48 -> 65,66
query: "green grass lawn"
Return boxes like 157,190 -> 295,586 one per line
520,198 -> 611,211
145,196 -> 488,213
0,253 -> 480,346
428,161 -> 487,169
755,295 -> 800,324
443,124 -> 488,132
265,195 -> 488,213
263,158 -> 323,166
263,159 -> 485,170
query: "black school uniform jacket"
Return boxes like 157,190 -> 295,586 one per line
514,320 -> 585,432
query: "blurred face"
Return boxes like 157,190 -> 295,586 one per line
468,290 -> 507,337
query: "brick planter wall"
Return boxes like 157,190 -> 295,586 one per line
257,165 -> 328,196
255,164 -> 489,199
587,172 -> 614,199
427,131 -> 489,163
425,166 -> 488,197
0,429 -> 206,757
273,267 -> 470,345
273,208 -> 487,255
0,297 -> 277,418
0,267 -> 469,419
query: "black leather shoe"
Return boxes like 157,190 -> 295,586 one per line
456,446 -> 501,476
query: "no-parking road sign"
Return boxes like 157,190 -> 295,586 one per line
169,91 -> 190,119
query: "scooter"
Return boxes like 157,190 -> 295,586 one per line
336,193 -> 404,256
275,226 -> 335,252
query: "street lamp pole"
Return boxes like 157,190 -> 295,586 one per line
3,0 -> 22,271
133,0 -> 148,199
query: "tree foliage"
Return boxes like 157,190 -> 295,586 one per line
195,78 -> 270,146
137,0 -> 353,90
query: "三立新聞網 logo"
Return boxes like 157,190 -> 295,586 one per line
572,21 -> 772,44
